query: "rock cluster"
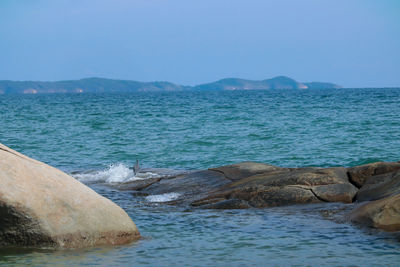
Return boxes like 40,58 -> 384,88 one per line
126,161 -> 400,231
3,137 -> 398,250
348,163 -> 400,231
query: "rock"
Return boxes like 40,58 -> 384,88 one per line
191,166 -> 358,208
191,197 -> 227,207
347,162 -> 400,188
141,170 -> 231,205
312,183 -> 358,203
226,167 -> 349,188
356,170 -> 400,202
244,185 -> 322,208
349,193 -> 400,231
196,199 -> 251,209
0,143 -> 140,248
133,162 -> 359,209
115,178 -> 162,191
209,161 -> 285,181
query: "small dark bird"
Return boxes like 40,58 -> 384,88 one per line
133,159 -> 140,175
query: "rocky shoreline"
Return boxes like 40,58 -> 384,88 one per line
1,141 -> 399,249
120,161 -> 400,232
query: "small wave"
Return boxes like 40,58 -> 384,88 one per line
145,193 -> 181,203
72,163 -> 159,183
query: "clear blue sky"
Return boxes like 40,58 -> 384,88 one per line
0,0 -> 399,87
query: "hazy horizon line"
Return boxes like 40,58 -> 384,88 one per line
1,76 -> 400,90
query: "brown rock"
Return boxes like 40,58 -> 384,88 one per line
135,162 -> 358,209
227,167 -> 349,188
0,143 -> 140,248
209,161 -> 285,181
245,185 -> 322,208
196,199 -> 251,209
191,197 -> 227,207
350,193 -> 400,231
357,170 -> 400,202
347,162 -> 400,188
312,183 -> 357,203
192,166 -> 357,208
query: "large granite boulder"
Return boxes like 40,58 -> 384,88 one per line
0,143 -> 140,248
350,193 -> 400,231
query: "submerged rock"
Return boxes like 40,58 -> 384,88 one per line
0,143 -> 140,248
194,199 -> 251,209
115,177 -> 163,191
350,193 -> 400,231
348,169 -> 400,231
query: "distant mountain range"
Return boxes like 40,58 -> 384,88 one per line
0,76 -> 341,94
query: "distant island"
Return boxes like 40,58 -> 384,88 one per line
0,76 -> 341,94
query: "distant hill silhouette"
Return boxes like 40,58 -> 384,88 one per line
0,76 -> 341,94
195,76 -> 312,90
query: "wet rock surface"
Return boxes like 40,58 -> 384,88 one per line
347,162 -> 400,188
348,166 -> 400,232
357,170 -> 400,202
120,162 -> 359,208
350,193 -> 400,231
209,161 -> 286,182
117,161 -> 400,233
143,170 -> 231,205
192,166 -> 358,208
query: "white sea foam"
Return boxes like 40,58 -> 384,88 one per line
145,192 -> 181,203
73,163 -> 159,183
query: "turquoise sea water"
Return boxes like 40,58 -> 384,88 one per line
1,89 -> 400,266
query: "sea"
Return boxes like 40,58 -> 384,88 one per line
1,89 -> 400,266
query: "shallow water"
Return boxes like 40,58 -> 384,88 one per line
1,89 -> 400,266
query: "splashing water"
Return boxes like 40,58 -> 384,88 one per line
72,163 -> 160,183
145,192 -> 182,203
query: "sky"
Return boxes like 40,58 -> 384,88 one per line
0,0 -> 399,87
